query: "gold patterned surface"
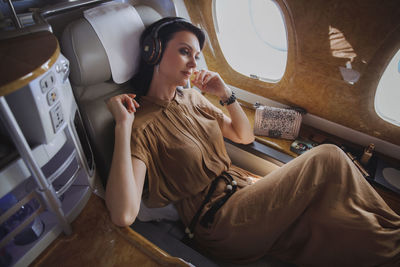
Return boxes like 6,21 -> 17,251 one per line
32,194 -> 188,267
0,31 -> 59,97
184,0 -> 400,147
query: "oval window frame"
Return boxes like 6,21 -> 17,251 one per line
374,48 -> 400,127
212,0 -> 289,83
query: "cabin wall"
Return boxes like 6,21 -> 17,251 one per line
184,0 -> 400,147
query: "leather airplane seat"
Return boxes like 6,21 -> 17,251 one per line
61,3 -> 161,184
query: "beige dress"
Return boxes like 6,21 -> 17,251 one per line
131,88 -> 400,266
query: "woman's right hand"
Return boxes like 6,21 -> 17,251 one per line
106,94 -> 140,126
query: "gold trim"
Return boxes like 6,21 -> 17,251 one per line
118,226 -> 190,266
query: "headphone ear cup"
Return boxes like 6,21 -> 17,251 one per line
143,17 -> 187,65
142,35 -> 162,65
142,35 -> 156,64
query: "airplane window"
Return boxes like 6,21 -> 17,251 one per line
214,0 -> 288,82
374,48 -> 400,127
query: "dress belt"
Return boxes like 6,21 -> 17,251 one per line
185,171 -> 237,239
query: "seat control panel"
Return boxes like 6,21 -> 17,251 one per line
5,55 -> 71,144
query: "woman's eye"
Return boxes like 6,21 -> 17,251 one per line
179,48 -> 190,56
179,48 -> 200,61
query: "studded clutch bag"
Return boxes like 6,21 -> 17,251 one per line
254,105 -> 302,140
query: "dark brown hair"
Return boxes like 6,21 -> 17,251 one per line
131,17 -> 206,97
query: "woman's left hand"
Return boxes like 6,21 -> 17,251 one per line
191,69 -> 254,144
191,69 -> 231,99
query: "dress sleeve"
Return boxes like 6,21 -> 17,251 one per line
130,127 -> 150,167
191,89 -> 225,127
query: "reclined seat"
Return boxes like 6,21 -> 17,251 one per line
60,2 -> 160,183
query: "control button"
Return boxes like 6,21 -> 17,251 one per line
55,64 -> 61,73
59,59 -> 69,74
47,88 -> 58,106
40,71 -> 56,93
49,102 -> 64,133
62,62 -> 69,74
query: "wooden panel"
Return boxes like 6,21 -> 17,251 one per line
0,31 -> 59,96
32,194 -> 189,266
184,0 -> 400,146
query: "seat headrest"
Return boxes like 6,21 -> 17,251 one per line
61,2 -> 145,86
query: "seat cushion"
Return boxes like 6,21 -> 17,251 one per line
76,81 -> 132,182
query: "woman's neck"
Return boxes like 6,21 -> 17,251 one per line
147,71 -> 176,101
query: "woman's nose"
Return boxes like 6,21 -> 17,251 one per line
187,56 -> 197,68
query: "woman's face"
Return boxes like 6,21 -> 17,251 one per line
158,30 -> 201,87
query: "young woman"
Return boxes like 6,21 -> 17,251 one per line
105,17 -> 400,266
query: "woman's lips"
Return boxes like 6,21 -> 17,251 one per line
182,71 -> 191,78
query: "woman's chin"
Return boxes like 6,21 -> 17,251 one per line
177,79 -> 189,87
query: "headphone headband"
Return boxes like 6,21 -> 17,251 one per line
142,17 -> 188,65
151,17 -> 187,39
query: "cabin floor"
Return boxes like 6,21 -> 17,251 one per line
31,193 -> 188,267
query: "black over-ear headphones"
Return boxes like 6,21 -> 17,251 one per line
142,17 -> 188,65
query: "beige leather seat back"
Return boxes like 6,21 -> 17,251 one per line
61,3 -> 162,184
